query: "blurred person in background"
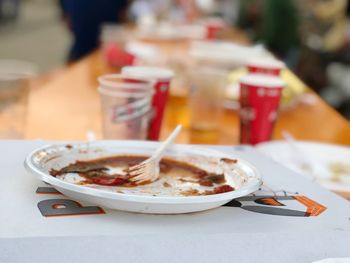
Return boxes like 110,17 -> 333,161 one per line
129,0 -> 198,23
171,0 -> 198,22
195,0 -> 240,25
0,0 -> 20,23
293,0 -> 350,120
260,0 -> 300,68
302,0 -> 350,119
237,0 -> 263,38
237,0 -> 300,69
296,0 -> 349,93
129,0 -> 168,21
129,0 -> 239,25
298,0 -> 348,53
59,0 -> 130,62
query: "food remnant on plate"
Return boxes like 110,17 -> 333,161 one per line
50,155 -> 236,196
44,155 -> 62,164
181,189 -> 200,196
180,185 -> 234,196
220,158 -> 237,165
208,185 -> 234,194
163,182 -> 171,188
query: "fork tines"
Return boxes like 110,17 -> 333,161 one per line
128,162 -> 149,182
128,160 -> 160,184
126,125 -> 182,185
128,163 -> 146,176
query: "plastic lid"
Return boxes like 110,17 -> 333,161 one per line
98,86 -> 153,98
239,74 -> 285,88
247,58 -> 285,69
122,66 -> 174,81
98,74 -> 153,91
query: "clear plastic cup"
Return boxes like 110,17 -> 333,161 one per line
98,74 -> 154,139
188,67 -> 228,142
0,60 -> 37,139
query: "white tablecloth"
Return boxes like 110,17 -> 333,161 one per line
0,141 -> 349,263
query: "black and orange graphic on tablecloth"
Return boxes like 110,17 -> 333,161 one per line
37,199 -> 105,217
36,186 -> 327,218
224,195 -> 327,217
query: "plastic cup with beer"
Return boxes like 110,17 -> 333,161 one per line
188,67 -> 228,142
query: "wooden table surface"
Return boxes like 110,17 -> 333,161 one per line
26,49 -> 350,146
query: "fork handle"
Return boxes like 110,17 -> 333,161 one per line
152,124 -> 182,160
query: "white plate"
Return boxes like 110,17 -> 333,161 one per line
24,141 -> 261,214
256,141 -> 350,193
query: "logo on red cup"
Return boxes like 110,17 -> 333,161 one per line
247,58 -> 285,76
204,18 -> 225,40
239,75 -> 285,145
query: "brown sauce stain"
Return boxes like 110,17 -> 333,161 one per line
50,155 -> 236,195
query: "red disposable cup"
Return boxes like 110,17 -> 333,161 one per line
247,58 -> 285,76
239,74 -> 285,145
121,66 -> 174,140
204,18 -> 225,40
104,43 -> 135,67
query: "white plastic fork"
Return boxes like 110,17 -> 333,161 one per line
128,125 -> 182,184
282,131 -> 329,180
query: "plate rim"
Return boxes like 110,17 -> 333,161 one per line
256,140 -> 350,151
